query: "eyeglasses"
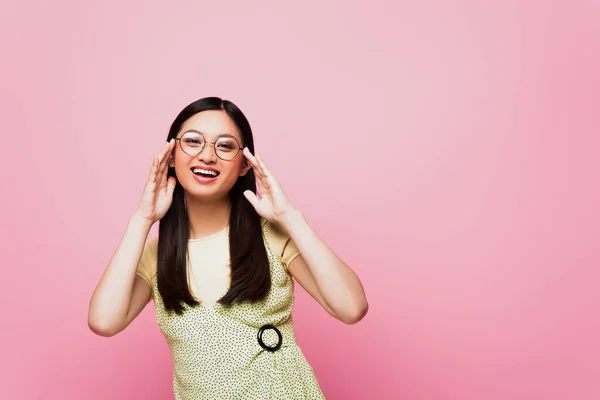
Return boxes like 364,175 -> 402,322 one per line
175,130 -> 243,161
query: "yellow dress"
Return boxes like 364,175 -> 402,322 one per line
138,218 -> 326,400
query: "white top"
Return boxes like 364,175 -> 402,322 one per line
136,219 -> 300,303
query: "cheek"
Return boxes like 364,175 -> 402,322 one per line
173,158 -> 184,173
173,155 -> 191,180
225,159 -> 244,174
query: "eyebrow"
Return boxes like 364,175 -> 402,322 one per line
183,129 -> 239,140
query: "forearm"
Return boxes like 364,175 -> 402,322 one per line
88,214 -> 152,334
277,209 -> 368,323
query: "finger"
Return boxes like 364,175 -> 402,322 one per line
244,150 -> 270,193
144,158 -> 159,197
256,154 -> 270,176
169,137 -> 176,159
243,147 -> 264,178
157,140 -> 175,178
159,162 -> 168,189
167,137 -> 176,158
254,167 -> 271,191
153,147 -> 167,181
249,159 -> 268,191
164,138 -> 175,154
159,138 -> 173,162
243,190 -> 260,209
165,176 -> 177,197
162,143 -> 174,176
156,140 -> 175,192
147,155 -> 158,183
257,154 -> 281,191
255,175 -> 268,195
158,147 -> 171,178
256,154 -> 276,187
242,147 -> 257,170
158,140 -> 173,170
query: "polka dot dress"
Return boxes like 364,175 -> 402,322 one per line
151,219 -> 326,400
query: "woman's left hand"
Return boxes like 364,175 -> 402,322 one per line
242,147 -> 295,223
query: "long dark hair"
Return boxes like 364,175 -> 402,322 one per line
157,97 -> 270,314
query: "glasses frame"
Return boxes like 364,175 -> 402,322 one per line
175,130 -> 243,161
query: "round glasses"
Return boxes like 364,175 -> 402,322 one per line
175,130 -> 243,161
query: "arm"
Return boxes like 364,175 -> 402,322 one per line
281,210 -> 368,324
286,255 -> 340,320
241,148 -> 368,325
88,215 -> 153,337
89,139 -> 176,337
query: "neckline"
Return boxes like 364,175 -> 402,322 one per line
188,226 -> 229,242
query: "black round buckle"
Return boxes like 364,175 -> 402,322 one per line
257,324 -> 283,352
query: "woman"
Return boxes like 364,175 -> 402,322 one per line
88,96 -> 368,399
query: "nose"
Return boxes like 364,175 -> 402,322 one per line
196,143 -> 218,163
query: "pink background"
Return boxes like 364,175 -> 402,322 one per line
2,0 -> 599,399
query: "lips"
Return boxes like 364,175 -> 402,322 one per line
190,166 -> 220,178
191,172 -> 218,185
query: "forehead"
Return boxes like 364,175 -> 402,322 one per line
179,110 -> 241,141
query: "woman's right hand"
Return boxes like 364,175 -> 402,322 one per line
134,139 -> 177,225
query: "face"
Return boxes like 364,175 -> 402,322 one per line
169,110 -> 251,201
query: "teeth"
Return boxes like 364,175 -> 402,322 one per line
192,168 -> 218,176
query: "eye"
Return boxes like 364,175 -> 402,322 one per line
216,138 -> 238,151
185,138 -> 202,145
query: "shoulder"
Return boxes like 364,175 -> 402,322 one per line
140,237 -> 159,274
136,237 -> 159,288
262,218 -> 301,271
144,237 -> 159,255
262,219 -> 288,253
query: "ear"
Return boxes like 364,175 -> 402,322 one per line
240,159 -> 252,177
168,155 -> 175,168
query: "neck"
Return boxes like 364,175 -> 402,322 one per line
185,194 -> 231,239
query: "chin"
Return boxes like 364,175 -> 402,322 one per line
182,181 -> 233,201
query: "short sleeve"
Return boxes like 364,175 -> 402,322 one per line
265,220 -> 301,272
136,238 -> 158,289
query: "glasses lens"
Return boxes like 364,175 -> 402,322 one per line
181,132 -> 205,155
215,137 -> 240,160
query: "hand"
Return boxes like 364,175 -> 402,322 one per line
242,147 -> 295,223
134,139 -> 177,225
